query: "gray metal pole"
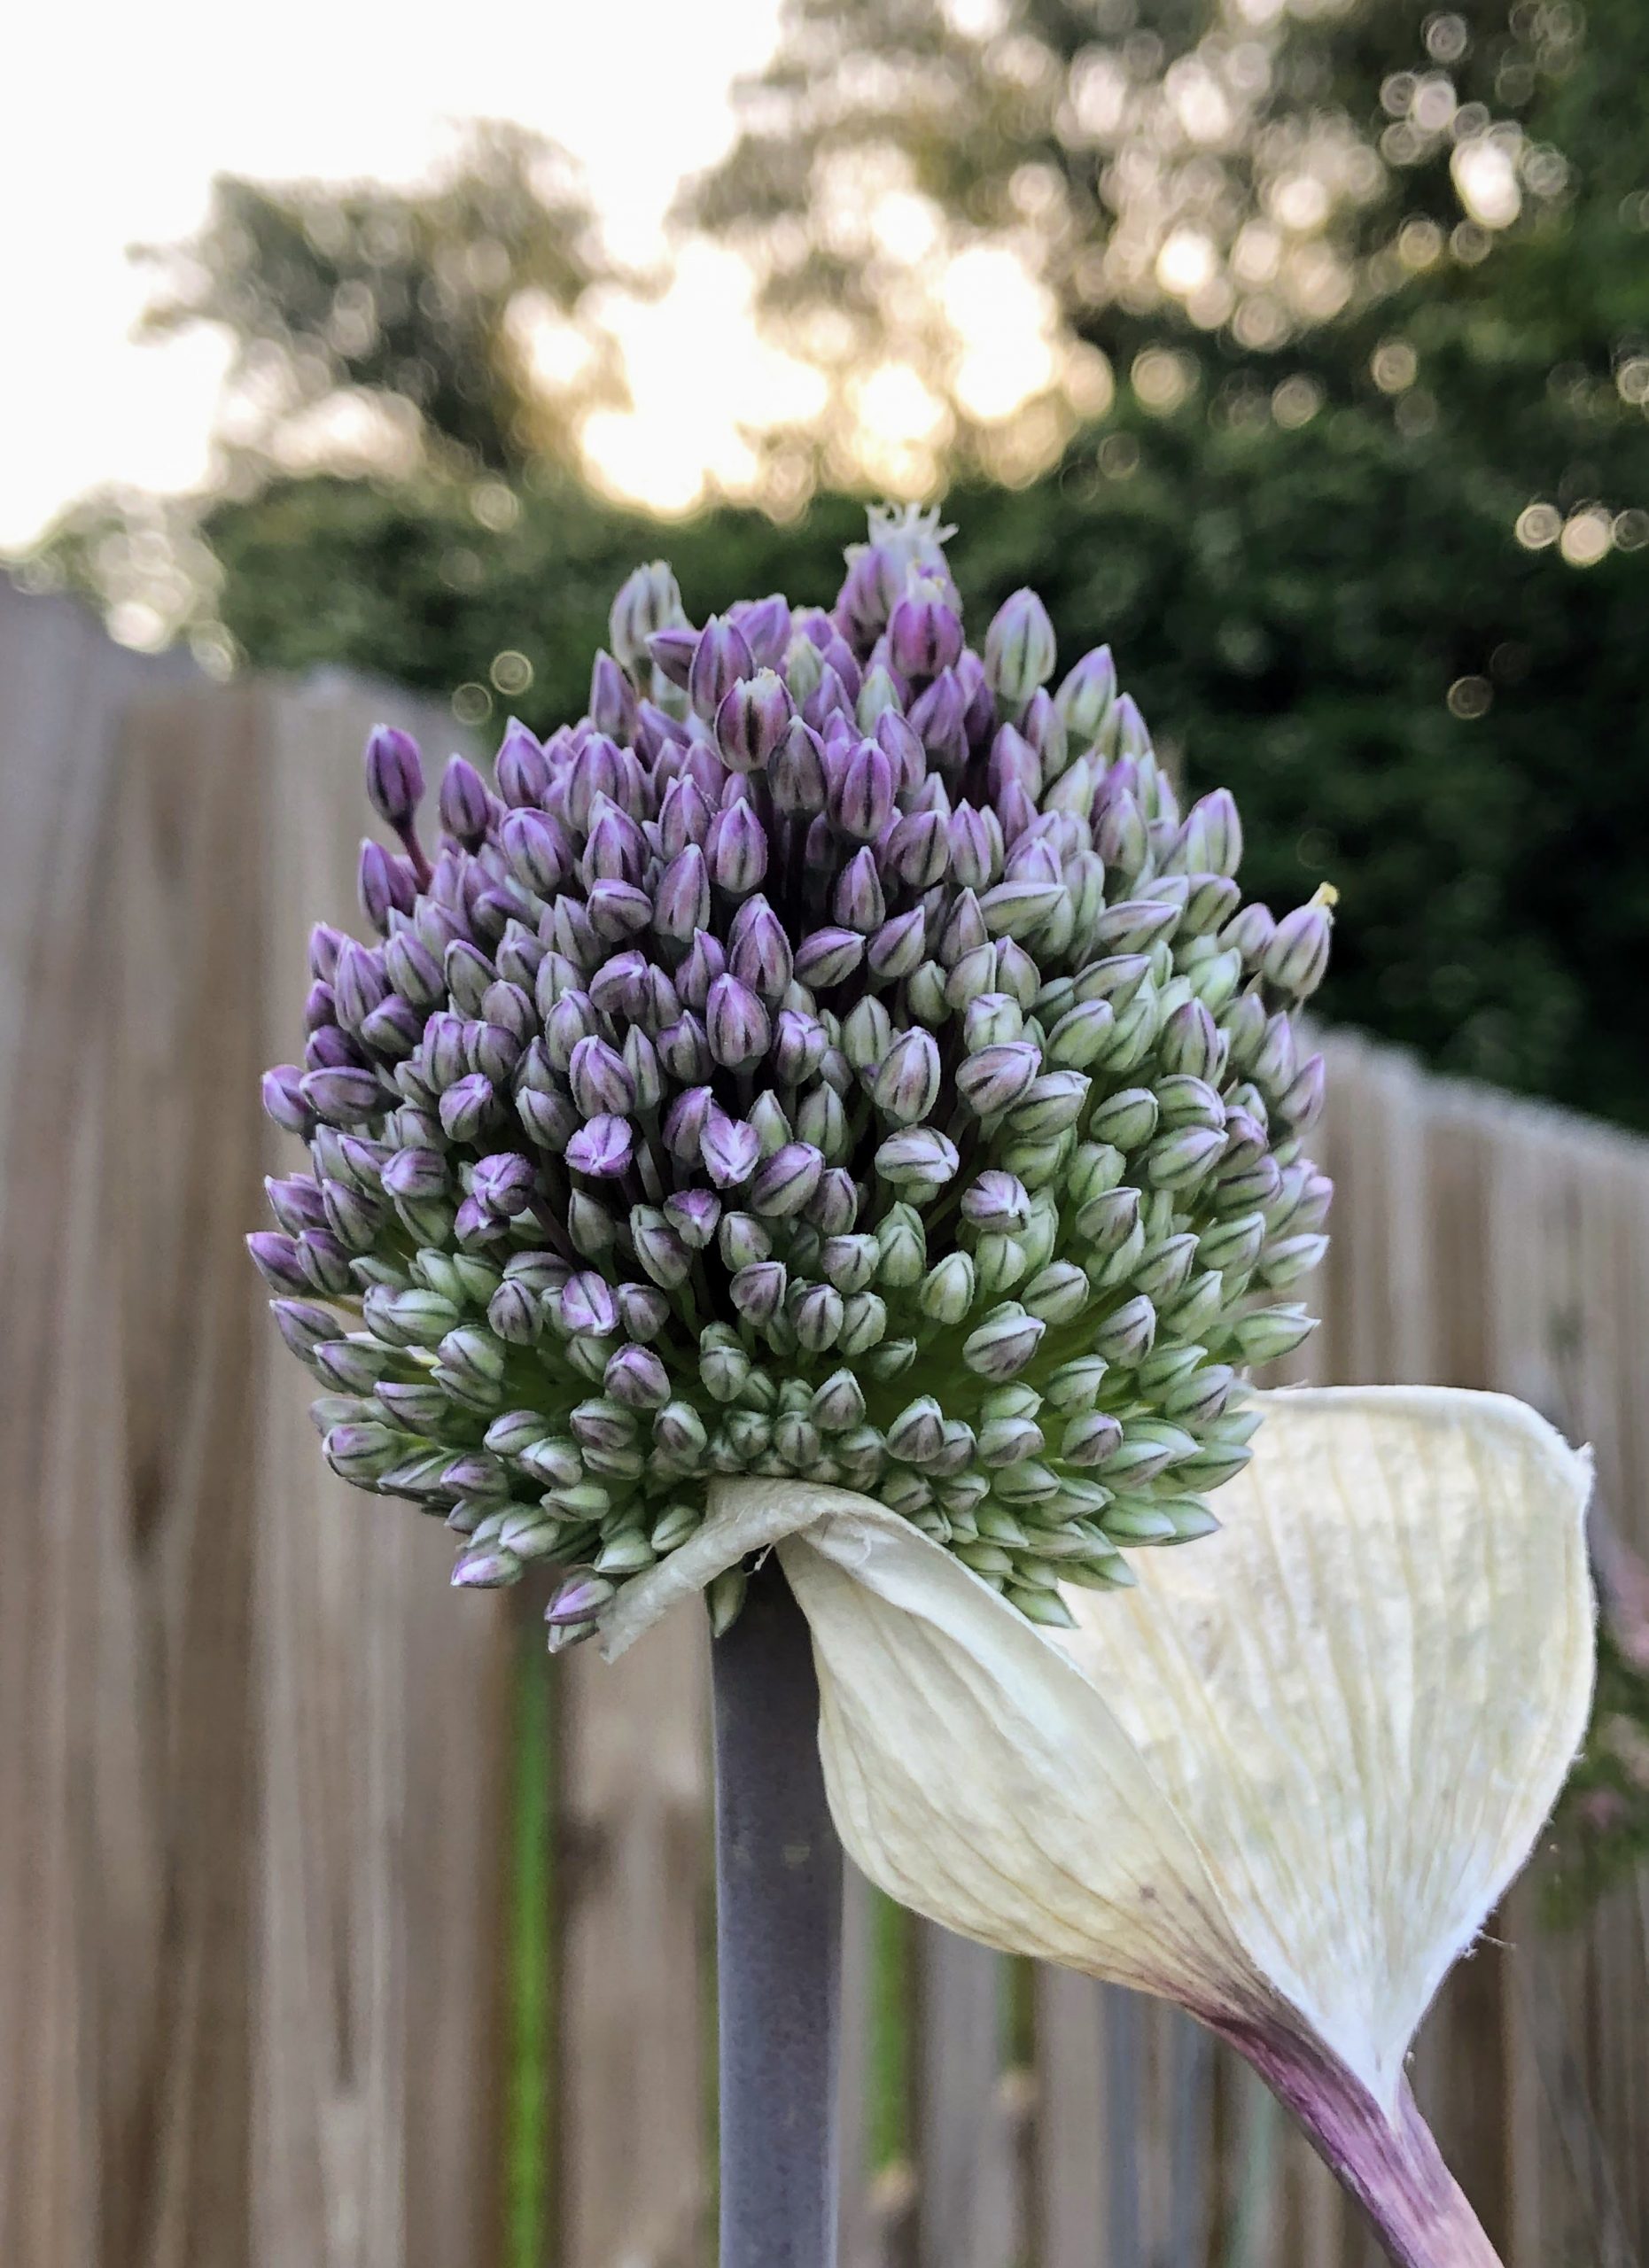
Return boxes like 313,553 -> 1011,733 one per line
712,1560 -> 844,2268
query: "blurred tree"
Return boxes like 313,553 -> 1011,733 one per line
136,118 -> 624,481
685,0 -> 1642,486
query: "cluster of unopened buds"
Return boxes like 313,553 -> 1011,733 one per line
251,506 -> 1334,1649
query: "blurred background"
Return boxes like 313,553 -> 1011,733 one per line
2,0 -> 1646,2262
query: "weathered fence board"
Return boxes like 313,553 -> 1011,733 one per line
3,596 -> 1645,2266
0,607 -> 517,2268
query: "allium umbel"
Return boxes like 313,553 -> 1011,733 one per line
253,506 -> 1334,1649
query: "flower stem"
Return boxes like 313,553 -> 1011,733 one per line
712,1558 -> 844,2268
1219,2017 -> 1503,2268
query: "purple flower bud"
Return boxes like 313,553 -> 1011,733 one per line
357,840 -> 415,933
300,1066 -> 384,1126
659,1190 -> 719,1253
1159,998 -> 1224,1082
472,1151 -> 535,1218
305,1025 -> 362,1073
949,803 -> 1001,891
874,1126 -> 959,1196
872,706 -> 923,787
497,808 -> 566,897
1280,1052 -> 1326,1132
304,980 -> 337,1033
793,927 -> 866,989
961,1169 -> 1032,1234
247,1231 -> 310,1294
365,724 -> 425,833
773,1008 -> 828,1084
559,1271 -> 618,1340
765,719 -> 824,819
584,880 -> 652,944
1184,787 -> 1243,878
716,669 -> 793,771
581,796 -> 647,886
908,668 -> 968,765
750,1142 -> 825,1219
989,723 -> 1043,805
1263,897 -> 1334,1000
484,1277 -> 541,1345
705,974 -> 771,1070
956,1043 -> 1040,1116
688,614 -> 756,721
802,1171 -> 855,1242
706,799 -> 769,895
883,808 -> 950,889
626,1205 -> 690,1289
569,1034 -> 634,1118
296,1229 -> 354,1295
647,623 -> 700,690
439,754 -> 492,849
657,777 -> 712,859
587,653 -> 637,743
382,929 -> 442,1010
867,908 -> 927,983
833,846 -> 886,934
331,940 -> 389,1033
381,1146 -> 450,1202
1222,902 -> 1277,967
829,739 -> 898,848
565,1114 -> 634,1177
887,577 -> 964,680
494,718 -> 550,808
730,1259 -> 787,1324
1112,693 -> 1153,761
730,593 -> 793,672
604,1343 -> 672,1410
611,560 -> 684,672
649,938 -> 712,1026
728,895 -> 794,1002
1251,1011 -> 1299,1097
262,1064 -> 312,1137
1054,646 -> 1117,742
873,1029 -> 941,1124
266,1172 -> 330,1235
564,734 -> 626,832
516,1087 -> 574,1152
443,936 -> 494,1017
547,1570 -> 618,1627
803,662 -> 857,734
439,1073 -> 497,1143
701,1103 -> 761,1188
623,1083 -> 692,1174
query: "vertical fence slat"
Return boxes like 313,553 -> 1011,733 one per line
0,592 -> 197,2268
914,1928 -> 1015,2268
555,1612 -> 711,2268
1032,1970 -> 1107,2268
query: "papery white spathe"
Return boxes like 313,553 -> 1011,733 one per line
603,1386 -> 1594,2268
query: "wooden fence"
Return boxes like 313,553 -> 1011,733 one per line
1,580 -> 1644,2267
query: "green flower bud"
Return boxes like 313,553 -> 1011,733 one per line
920,1251 -> 977,1325
962,1301 -> 1046,1381
1090,1088 -> 1160,1151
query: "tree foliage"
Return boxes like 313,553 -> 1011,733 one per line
134,119 -> 622,480
684,0 -> 1637,478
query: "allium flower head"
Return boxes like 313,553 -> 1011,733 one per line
253,506 -> 1334,1648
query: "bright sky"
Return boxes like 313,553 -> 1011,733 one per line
0,0 -> 789,550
